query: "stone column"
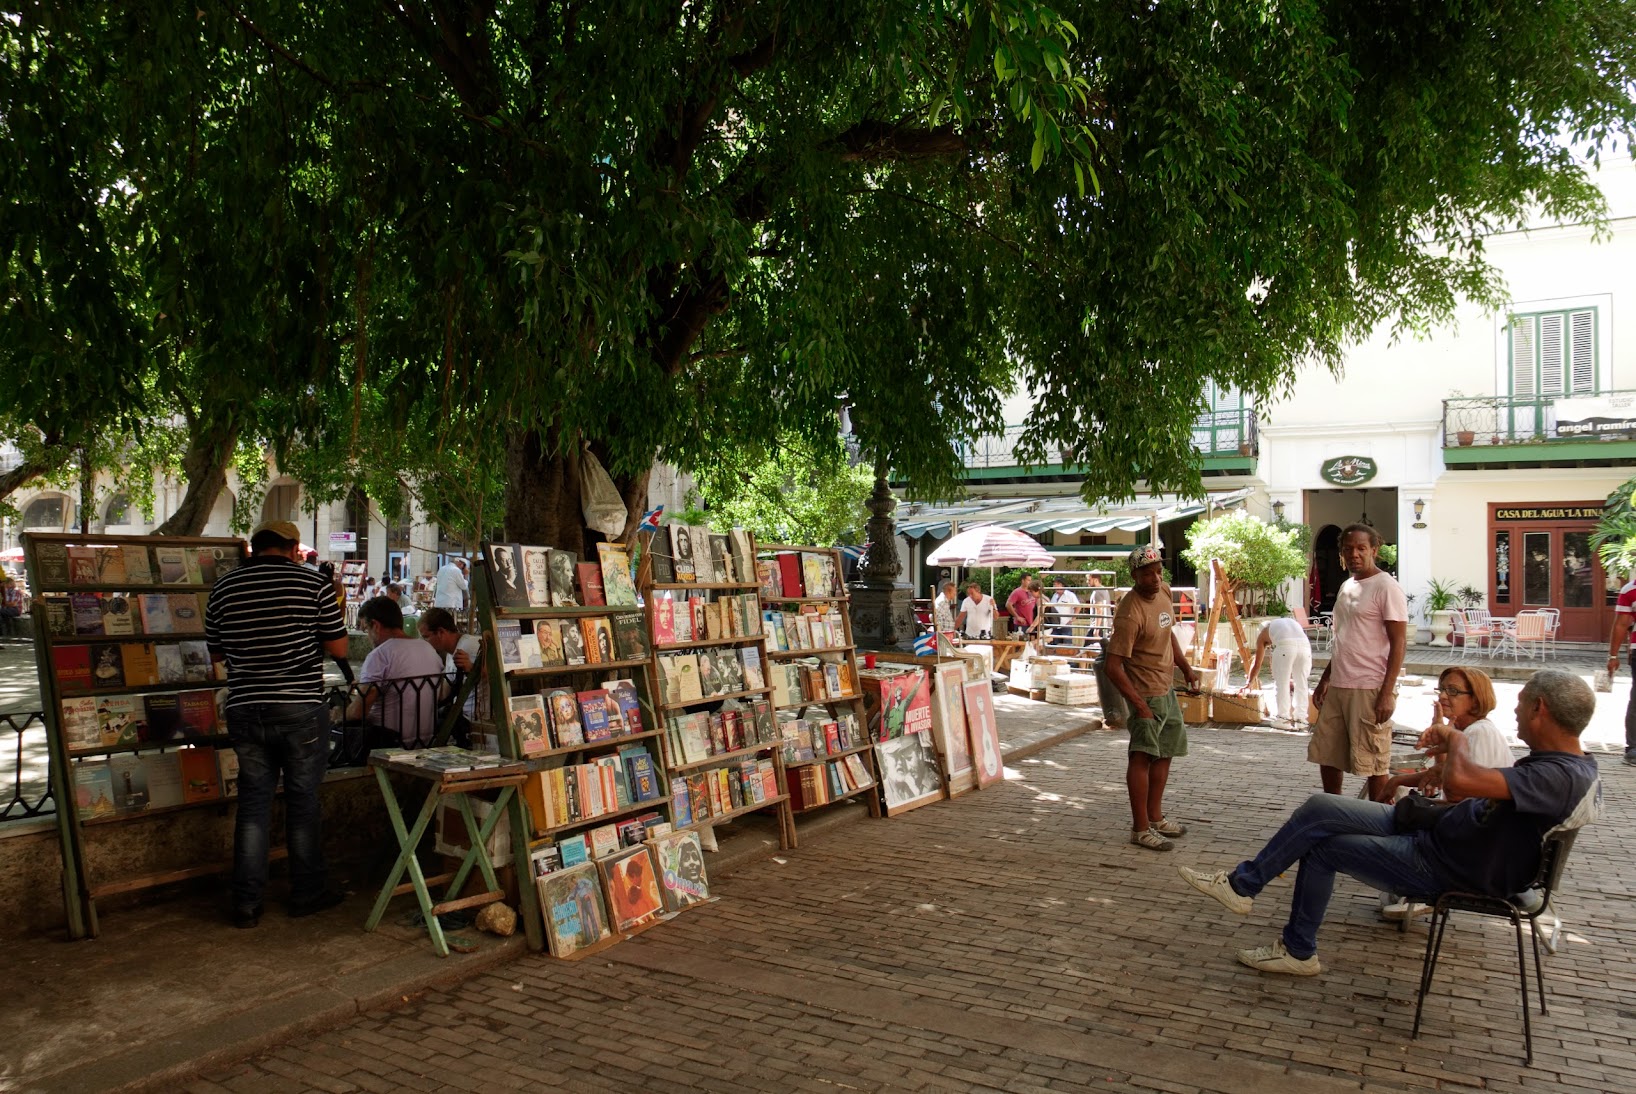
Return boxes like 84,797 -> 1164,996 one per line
848,465 -> 917,649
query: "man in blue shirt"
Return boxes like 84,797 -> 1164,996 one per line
1178,669 -> 1600,975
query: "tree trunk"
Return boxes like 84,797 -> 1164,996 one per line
0,455 -> 61,503
504,427 -> 654,554
155,415 -> 240,536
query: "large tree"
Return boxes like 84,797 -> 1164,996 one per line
6,2 -> 1635,549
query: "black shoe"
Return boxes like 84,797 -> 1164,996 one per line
289,889 -> 345,918
232,905 -> 263,929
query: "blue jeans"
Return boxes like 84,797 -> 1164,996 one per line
227,702 -> 329,913
1625,652 -> 1636,758
1228,794 -> 1454,959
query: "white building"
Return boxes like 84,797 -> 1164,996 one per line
899,149 -> 1636,645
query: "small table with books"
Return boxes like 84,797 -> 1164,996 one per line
364,747 -> 529,957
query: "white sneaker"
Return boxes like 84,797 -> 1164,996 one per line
1381,901 -> 1432,923
1131,827 -> 1173,851
1178,866 -> 1252,915
1236,940 -> 1322,976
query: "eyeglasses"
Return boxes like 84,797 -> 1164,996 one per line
1436,686 -> 1472,697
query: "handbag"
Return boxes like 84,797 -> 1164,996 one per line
1392,791 -> 1455,832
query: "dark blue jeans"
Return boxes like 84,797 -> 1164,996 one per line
1228,794 -> 1454,959
227,702 -> 329,913
1625,652 -> 1636,759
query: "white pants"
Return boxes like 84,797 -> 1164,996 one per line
1270,643 -> 1312,721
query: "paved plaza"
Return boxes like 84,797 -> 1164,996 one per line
181,721 -> 1634,1094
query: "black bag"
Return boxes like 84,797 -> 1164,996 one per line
1393,792 -> 1455,832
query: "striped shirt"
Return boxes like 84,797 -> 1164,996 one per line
205,555 -> 348,709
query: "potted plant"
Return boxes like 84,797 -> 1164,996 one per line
1447,390 -> 1477,445
1424,578 -> 1459,647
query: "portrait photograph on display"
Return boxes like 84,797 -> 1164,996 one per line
599,845 -> 666,932
548,549 -> 579,607
484,542 -> 530,610
651,832 -> 710,912
874,732 -> 946,816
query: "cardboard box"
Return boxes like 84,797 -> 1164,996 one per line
1211,691 -> 1264,724
435,796 -> 513,868
1179,691 -> 1210,724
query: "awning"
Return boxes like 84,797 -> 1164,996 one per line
896,487 -> 1254,540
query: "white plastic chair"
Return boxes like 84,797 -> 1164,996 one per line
1494,611 -> 1549,661
1537,609 -> 1560,659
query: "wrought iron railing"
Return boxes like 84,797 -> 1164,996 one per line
961,409 -> 1259,470
1443,390 -> 1636,447
2,710 -> 51,821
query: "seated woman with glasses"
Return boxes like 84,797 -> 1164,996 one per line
1377,666 -> 1514,920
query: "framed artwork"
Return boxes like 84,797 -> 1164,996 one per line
537,863 -> 611,958
874,732 -> 946,816
930,661 -> 975,795
962,679 -> 1003,789
598,844 -> 665,932
650,831 -> 710,912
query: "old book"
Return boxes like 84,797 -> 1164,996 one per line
535,619 -> 565,666
671,595 -> 694,642
74,761 -> 117,820
510,695 -> 550,755
68,593 -> 104,637
577,689 -> 613,741
558,619 -> 587,666
120,642 -> 160,687
516,633 -> 543,670
547,689 -> 584,747
177,689 -> 218,738
153,546 -> 190,585
68,546 -> 99,586
35,542 -> 71,586
154,643 -> 186,684
708,533 -> 733,583
605,679 -> 643,735
180,640 -> 212,683
547,549 -> 579,607
217,749 -> 241,797
576,562 -> 606,607
141,751 -> 185,808
101,695 -> 148,747
52,645 -> 93,690
580,616 -> 615,665
653,595 -> 676,646
100,593 -> 137,636
484,542 -> 531,611
729,530 -> 755,588
61,696 -> 102,751
496,620 -> 524,670
178,746 -> 221,802
89,643 -> 126,689
107,753 -> 150,813
94,546 -> 127,585
167,593 -> 204,633
137,594 -> 174,634
538,862 -> 610,958
775,552 -> 804,597
611,612 -> 648,661
739,646 -> 765,691
668,525 -> 698,583
121,545 -> 155,585
196,545 -> 237,586
588,823 -> 620,860
599,845 -> 665,933
597,542 -> 637,607
520,545 -> 553,607
42,595 -> 73,637
649,532 -> 675,584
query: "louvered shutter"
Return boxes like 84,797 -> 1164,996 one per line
1539,313 -> 1565,394
1569,310 -> 1595,392
1511,318 -> 1536,397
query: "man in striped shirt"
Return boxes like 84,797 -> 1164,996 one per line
205,520 -> 351,927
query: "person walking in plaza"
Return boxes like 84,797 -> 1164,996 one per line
1178,670 -> 1599,976
1105,545 -> 1201,851
1604,570 -> 1636,766
204,520 -> 350,928
1245,614 -> 1313,726
433,556 -> 469,611
1047,577 -> 1080,646
1309,524 -> 1408,800
956,580 -> 997,640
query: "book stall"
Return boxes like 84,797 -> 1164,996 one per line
23,533 -> 252,939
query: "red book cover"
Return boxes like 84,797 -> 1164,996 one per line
653,596 -> 676,645
576,562 -> 606,606
178,747 -> 221,803
52,645 -> 93,690
177,690 -> 218,738
775,552 -> 805,598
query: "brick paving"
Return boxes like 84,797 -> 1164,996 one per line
193,722 -> 1636,1093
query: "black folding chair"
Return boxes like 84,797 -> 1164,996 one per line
1409,828 -> 1579,1065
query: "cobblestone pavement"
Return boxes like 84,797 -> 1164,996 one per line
191,724 -> 1636,1094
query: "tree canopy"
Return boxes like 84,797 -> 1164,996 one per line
5,2 -> 1635,543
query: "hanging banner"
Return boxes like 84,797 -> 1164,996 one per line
1320,455 -> 1377,486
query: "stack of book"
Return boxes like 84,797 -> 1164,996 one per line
668,759 -> 778,826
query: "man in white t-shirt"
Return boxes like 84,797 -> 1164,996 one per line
433,558 -> 469,610
348,596 -> 447,746
418,607 -> 484,724
1311,524 -> 1408,800
956,582 -> 997,639
1048,578 -> 1081,644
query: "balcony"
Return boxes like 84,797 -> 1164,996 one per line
958,409 -> 1258,482
1442,392 -> 1636,467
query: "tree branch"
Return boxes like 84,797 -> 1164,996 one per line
831,121 -> 969,163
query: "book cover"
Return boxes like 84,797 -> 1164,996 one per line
598,845 -> 665,932
71,593 -> 104,636
516,633 -> 543,670
144,693 -> 184,742
52,645 -> 93,690
559,833 -> 590,867
751,700 -> 775,745
547,689 -> 584,746
653,596 -> 676,646
107,753 -> 150,813
510,694 -> 550,755
137,594 -> 174,634
530,845 -> 562,878
717,647 -> 746,693
74,761 -> 117,820
178,747 -> 221,802
177,689 -> 219,738
627,750 -> 659,802
775,552 -> 805,598
61,696 -> 102,751
656,655 -> 683,706
708,533 -> 733,583
739,646 -> 765,691
674,653 -> 702,702
652,831 -> 710,912
729,530 -> 755,589
121,545 -> 155,584
605,679 -> 643,735
521,545 -> 553,607
547,549 -> 579,607
154,643 -> 186,684
670,776 -> 692,826
823,661 -> 843,699
562,618 -> 588,660
672,595 -> 694,642
668,525 -> 697,583
580,616 -> 615,665
756,559 -> 780,598
588,823 -> 621,859
68,546 -> 99,586
538,862 -> 610,958
535,619 -> 565,667
217,749 -> 241,797
89,643 -> 126,689
611,611 -> 648,661
496,620 -> 524,670
191,546 -> 224,586
180,640 -> 212,683
576,562 -> 606,607
41,595 -> 73,637
802,554 -> 827,600
597,542 -> 638,607
649,532 -> 675,584
35,542 -> 70,586
180,550 -> 204,585
154,546 -> 190,585
577,689 -> 613,741
167,593 -> 205,634
99,694 -> 147,747
141,751 -> 186,808
100,593 -> 137,635
484,541 -> 531,610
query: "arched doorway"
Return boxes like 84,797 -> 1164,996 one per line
345,487 -> 371,571
261,482 -> 301,527
22,494 -> 72,532
101,493 -> 136,532
1313,524 -> 1345,614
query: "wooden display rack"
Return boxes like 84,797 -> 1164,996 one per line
642,527 -> 796,850
757,543 -> 882,822
24,532 -> 253,939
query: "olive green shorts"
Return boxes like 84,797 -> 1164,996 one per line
1128,690 -> 1188,759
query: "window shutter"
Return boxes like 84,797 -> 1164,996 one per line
1569,310 -> 1595,392
1510,318 -> 1536,397
1538,313 -> 1565,394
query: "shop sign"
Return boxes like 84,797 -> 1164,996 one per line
1320,455 -> 1377,486
328,531 -> 358,554
1555,393 -> 1636,437
1493,505 -> 1603,521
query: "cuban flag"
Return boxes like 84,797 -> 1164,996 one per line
639,505 -> 664,532
912,632 -> 937,657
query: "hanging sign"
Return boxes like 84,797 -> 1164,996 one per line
1320,455 -> 1377,486
328,531 -> 358,554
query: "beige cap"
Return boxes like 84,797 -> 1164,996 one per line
252,519 -> 302,545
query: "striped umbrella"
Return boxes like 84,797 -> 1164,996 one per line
925,525 -> 1055,569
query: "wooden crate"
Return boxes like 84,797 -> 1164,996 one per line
1211,691 -> 1264,724
1179,692 -> 1210,724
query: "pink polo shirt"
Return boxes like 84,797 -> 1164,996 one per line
1329,571 -> 1409,688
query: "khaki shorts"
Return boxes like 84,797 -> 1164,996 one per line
1308,686 -> 1390,776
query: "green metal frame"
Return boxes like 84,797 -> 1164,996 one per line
1506,306 -> 1600,437
1442,438 -> 1636,466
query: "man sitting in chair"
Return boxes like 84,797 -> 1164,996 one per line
1178,669 -> 1599,976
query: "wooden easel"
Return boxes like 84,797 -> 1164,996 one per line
1200,559 -> 1255,680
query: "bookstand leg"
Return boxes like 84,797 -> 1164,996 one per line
365,766 -> 449,956
444,787 -> 514,899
